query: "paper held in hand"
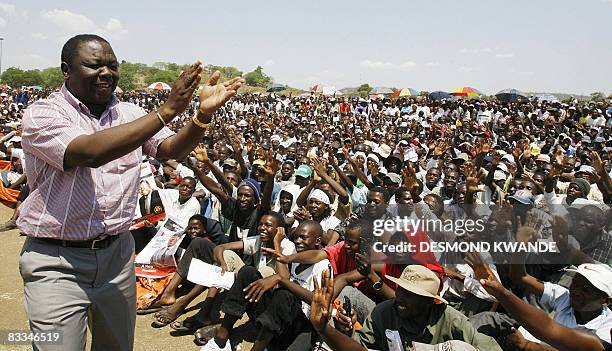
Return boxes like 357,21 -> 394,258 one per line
186,258 -> 235,290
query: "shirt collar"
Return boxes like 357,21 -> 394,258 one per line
60,83 -> 119,118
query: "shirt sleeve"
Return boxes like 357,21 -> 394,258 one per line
280,239 -> 297,256
21,103 -> 85,171
540,282 -> 569,311
323,242 -> 345,274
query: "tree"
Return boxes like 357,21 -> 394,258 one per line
0,67 -> 44,87
244,66 -> 272,87
40,67 -> 64,89
145,68 -> 179,85
590,92 -> 605,102
357,83 -> 372,98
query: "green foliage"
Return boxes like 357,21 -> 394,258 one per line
40,67 -> 64,89
204,64 -> 243,79
1,67 -> 43,87
590,92 -> 605,102
0,61 -> 268,91
357,83 -> 372,98
244,66 -> 272,87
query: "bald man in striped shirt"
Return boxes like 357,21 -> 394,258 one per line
17,34 -> 244,351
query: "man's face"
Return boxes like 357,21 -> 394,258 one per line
567,183 -> 583,200
394,287 -> 435,320
237,185 -> 256,210
224,172 -> 241,187
186,219 -> 206,239
569,274 -> 607,312
443,171 -> 459,189
257,215 -> 278,242
62,40 -> 119,107
293,223 -> 320,252
343,228 -> 361,257
307,198 -> 328,218
139,182 -> 152,197
426,168 -> 441,186
286,146 -> 297,161
281,163 -> 294,179
365,191 -> 387,219
178,179 -> 196,201
218,147 -> 232,162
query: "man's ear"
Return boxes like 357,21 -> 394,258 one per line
60,61 -> 70,80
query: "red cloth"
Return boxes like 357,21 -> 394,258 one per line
324,242 -> 374,296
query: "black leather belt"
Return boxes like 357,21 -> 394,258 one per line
34,235 -> 120,250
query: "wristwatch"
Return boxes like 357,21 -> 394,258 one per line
372,279 -> 384,291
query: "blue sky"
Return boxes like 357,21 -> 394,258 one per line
1,0 -> 611,95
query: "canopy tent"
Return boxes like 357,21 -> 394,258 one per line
147,82 -> 172,90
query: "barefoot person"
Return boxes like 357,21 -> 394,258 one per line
17,34 -> 243,351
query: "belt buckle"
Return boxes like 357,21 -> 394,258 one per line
90,238 -> 102,250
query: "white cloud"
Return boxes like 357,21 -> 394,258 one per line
399,61 -> 417,69
105,18 -> 127,37
495,53 -> 515,58
41,9 -> 97,33
360,59 -> 393,69
424,61 -> 440,67
31,33 -> 48,40
264,59 -> 275,66
458,66 -> 474,73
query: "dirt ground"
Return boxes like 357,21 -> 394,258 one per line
0,205 -> 255,351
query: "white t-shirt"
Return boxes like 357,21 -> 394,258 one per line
157,189 -> 201,228
520,282 -> 612,343
290,259 -> 330,316
243,236 -> 296,270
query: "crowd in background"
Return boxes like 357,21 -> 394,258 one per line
3,83 -> 612,351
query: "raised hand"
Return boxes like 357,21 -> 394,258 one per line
591,150 -> 605,176
198,72 -> 245,118
193,144 -> 209,163
310,156 -> 327,176
515,215 -> 538,244
159,62 -> 202,118
464,251 -> 504,297
310,269 -> 334,332
402,163 -> 419,194
551,216 -> 570,252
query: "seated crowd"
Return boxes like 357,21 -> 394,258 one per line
2,85 -> 612,350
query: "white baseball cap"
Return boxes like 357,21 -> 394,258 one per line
565,264 -> 612,297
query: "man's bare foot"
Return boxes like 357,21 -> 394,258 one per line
152,297 -> 188,327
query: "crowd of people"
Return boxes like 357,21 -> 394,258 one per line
4,34 -> 612,351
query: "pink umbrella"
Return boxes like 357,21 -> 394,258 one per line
147,82 -> 172,90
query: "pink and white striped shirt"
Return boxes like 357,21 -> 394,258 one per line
17,85 -> 174,240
